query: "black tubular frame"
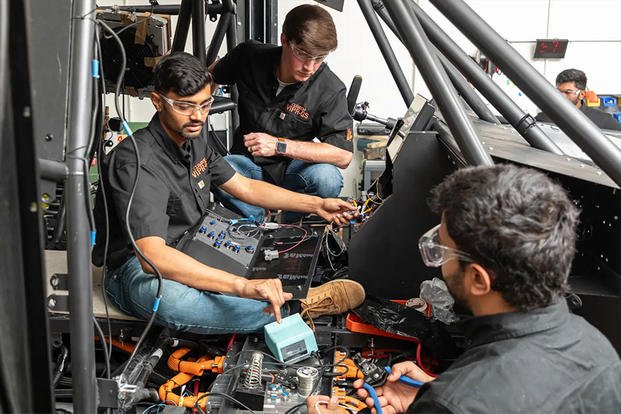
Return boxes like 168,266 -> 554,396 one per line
390,2 -> 564,155
429,0 -> 621,185
358,0 -> 414,107
192,0 -> 207,64
438,54 -> 500,124
383,1 -> 493,166
66,0 -> 98,411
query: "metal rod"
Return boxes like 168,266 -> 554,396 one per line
358,0 -> 413,107
116,2 -> 230,15
226,12 -> 240,135
115,5 -> 182,14
383,1 -> 493,166
266,0 -> 279,44
430,0 -> 621,185
245,0 -> 253,41
439,54 -> 499,124
206,12 -> 231,66
192,0 -> 207,65
370,0 -> 403,43
409,1 -> 563,155
39,158 -> 69,183
171,0 -> 192,53
66,0 -> 97,412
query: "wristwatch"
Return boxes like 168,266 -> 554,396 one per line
276,137 -> 287,155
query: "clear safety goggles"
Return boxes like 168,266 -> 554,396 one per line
159,94 -> 214,116
418,224 -> 475,267
289,43 -> 329,64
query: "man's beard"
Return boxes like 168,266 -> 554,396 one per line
444,267 -> 472,316
179,121 -> 204,140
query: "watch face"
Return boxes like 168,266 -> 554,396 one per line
277,141 -> 287,154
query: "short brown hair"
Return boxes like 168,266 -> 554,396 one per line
282,4 -> 337,54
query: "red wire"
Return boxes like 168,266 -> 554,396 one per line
416,341 -> 437,378
275,224 -> 308,254
225,333 -> 236,353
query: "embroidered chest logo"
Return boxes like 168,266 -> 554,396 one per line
284,102 -> 310,121
192,158 -> 208,178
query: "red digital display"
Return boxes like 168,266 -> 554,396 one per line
533,39 -> 569,59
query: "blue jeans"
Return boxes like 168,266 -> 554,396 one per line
104,256 -> 291,334
213,155 -> 344,222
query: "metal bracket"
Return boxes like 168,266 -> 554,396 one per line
97,378 -> 119,409
47,293 -> 69,312
515,113 -> 537,135
49,272 -> 68,290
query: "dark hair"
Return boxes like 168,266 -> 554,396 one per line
153,52 -> 212,96
556,68 -> 587,90
282,4 -> 337,54
429,164 -> 580,311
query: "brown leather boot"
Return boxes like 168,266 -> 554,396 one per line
300,279 -> 365,320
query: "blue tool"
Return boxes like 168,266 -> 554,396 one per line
384,366 -> 424,388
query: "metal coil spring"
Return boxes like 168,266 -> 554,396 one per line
243,352 -> 264,389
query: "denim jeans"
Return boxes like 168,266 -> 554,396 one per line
104,256 -> 290,334
213,155 -> 344,222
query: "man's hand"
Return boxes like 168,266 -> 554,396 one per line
355,361 -> 435,414
306,396 -> 348,414
233,277 -> 293,323
244,132 -> 279,157
316,198 -> 358,226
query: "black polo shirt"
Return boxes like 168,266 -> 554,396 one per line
211,40 -> 353,184
92,115 -> 236,270
407,301 -> 621,413
536,105 -> 621,131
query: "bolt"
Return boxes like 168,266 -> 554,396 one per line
45,133 -> 54,141
48,298 -> 56,308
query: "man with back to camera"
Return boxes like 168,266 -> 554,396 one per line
307,164 -> 621,413
92,52 -> 365,335
536,68 -> 621,130
209,4 -> 354,222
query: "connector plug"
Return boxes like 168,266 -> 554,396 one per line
263,249 -> 279,261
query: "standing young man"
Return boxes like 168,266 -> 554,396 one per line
92,52 -> 364,334
210,4 -> 354,222
308,164 -> 621,413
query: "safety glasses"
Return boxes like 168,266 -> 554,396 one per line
289,43 -> 329,64
557,88 -> 581,96
159,94 -> 214,116
418,224 -> 475,267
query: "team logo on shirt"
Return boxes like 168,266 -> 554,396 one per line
284,102 -> 310,121
192,158 -> 208,178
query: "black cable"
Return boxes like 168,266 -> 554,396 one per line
52,345 -> 69,388
208,120 -> 230,156
93,317 -> 111,379
94,24 -> 114,364
284,402 -> 306,414
97,19 -> 163,382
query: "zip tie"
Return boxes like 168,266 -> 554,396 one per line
90,230 -> 96,246
91,59 -> 100,78
122,121 -> 133,136
152,297 -> 161,312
